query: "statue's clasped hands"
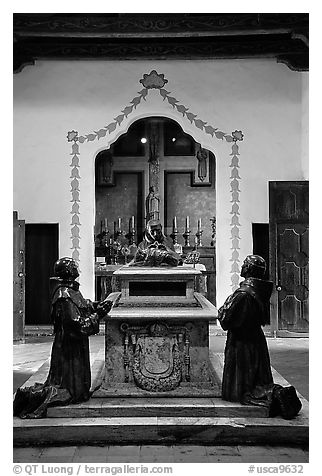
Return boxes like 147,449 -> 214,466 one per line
96,300 -> 113,320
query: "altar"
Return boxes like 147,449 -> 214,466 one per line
93,265 -> 219,398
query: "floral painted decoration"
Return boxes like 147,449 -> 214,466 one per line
140,70 -> 168,89
232,130 -> 244,141
67,130 -> 78,142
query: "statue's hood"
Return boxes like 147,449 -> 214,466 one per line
240,277 -> 273,302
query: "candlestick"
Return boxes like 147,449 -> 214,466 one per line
183,217 -> 191,247
195,225 -> 203,247
171,216 -> 178,245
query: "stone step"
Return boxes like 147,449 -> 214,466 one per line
47,397 -> 267,418
13,414 -> 308,447
14,351 -> 309,447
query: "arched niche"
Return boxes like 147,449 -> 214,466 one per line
94,116 -> 216,253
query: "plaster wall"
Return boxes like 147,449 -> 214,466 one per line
13,59 -> 308,304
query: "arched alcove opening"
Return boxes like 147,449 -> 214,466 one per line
94,116 -> 216,304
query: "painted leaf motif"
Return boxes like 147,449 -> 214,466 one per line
186,112 -> 197,123
231,226 -> 241,239
215,131 -> 225,139
230,156 -> 239,167
131,96 -> 141,108
122,105 -> 134,117
71,178 -> 80,190
106,122 -> 117,133
96,129 -> 107,139
230,179 -> 240,191
230,203 -> 240,214
78,136 -> 86,143
231,191 -> 240,202
231,250 -> 240,260
231,238 -> 240,249
72,250 -> 80,261
231,273 -> 240,285
204,125 -> 218,136
230,168 -> 241,179
159,89 -> 170,100
231,263 -> 240,274
71,214 -> 81,225
71,238 -> 80,248
71,202 -> 80,214
139,89 -> 148,100
72,143 -> 79,154
231,215 -> 241,226
231,143 -> 239,154
71,225 -> 80,238
114,114 -> 124,125
194,119 -> 207,130
225,135 -> 234,142
70,155 -> 80,167
167,96 -> 179,107
86,133 -> 96,142
71,167 -> 80,179
71,191 -> 80,201
176,104 -> 189,115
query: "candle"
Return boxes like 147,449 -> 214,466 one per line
104,218 -> 108,230
186,216 -> 190,230
173,216 -> 177,229
198,218 -> 202,230
118,217 -> 122,230
131,215 -> 135,230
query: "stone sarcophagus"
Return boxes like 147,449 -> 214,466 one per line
93,266 -> 219,397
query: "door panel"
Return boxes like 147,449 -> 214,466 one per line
269,181 -> 309,334
13,212 -> 25,340
25,224 -> 59,325
277,224 -> 309,331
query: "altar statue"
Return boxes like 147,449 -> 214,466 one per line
218,255 -> 302,419
129,219 -> 183,267
13,257 -> 115,419
145,186 -> 160,222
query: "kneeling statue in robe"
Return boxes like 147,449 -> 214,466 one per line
218,255 -> 302,420
13,257 -> 115,419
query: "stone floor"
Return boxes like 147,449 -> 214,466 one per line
13,332 -> 309,463
13,444 -> 309,463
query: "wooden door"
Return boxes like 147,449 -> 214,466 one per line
269,181 -> 309,335
13,211 -> 25,340
25,224 -> 59,325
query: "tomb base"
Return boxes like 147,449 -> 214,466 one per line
93,266 -> 218,397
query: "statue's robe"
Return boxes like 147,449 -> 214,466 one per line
13,280 -> 100,418
218,277 -> 274,405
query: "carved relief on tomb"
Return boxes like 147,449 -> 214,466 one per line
120,321 -> 192,392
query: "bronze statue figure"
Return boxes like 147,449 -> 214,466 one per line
13,257 -> 114,419
218,255 -> 302,419
129,219 -> 182,267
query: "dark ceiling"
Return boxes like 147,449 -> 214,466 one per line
13,13 -> 309,73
